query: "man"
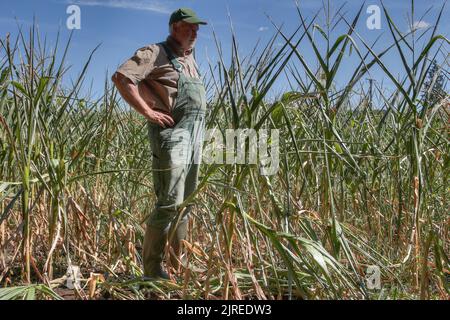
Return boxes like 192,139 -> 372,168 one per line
111,8 -> 207,280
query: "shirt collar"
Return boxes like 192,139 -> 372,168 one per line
166,35 -> 193,57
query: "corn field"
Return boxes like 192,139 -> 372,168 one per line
0,2 -> 449,300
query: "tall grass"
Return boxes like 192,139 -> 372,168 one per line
0,1 -> 448,299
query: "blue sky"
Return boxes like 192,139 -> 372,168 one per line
0,0 -> 448,102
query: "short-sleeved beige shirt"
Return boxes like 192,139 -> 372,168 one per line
116,36 -> 201,113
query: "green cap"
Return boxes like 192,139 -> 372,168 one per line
169,8 -> 207,25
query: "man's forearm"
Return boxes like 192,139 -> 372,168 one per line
111,72 -> 175,128
112,72 -> 154,118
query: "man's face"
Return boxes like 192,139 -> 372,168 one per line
172,21 -> 199,51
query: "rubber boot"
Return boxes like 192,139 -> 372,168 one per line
143,225 -> 170,280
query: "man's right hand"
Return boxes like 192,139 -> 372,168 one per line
145,109 -> 175,128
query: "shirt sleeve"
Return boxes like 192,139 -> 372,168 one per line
116,45 -> 157,85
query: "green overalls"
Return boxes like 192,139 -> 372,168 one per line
143,42 -> 206,278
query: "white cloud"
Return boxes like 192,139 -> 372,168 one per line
258,26 -> 268,32
67,0 -> 172,14
412,20 -> 431,31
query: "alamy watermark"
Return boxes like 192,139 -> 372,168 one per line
65,264 -> 82,289
366,4 -> 381,30
366,265 -> 381,290
162,124 -> 280,176
66,5 -> 81,30
204,128 -> 279,176
64,3 -> 382,176
66,4 -> 383,31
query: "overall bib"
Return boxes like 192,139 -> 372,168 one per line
143,42 -> 206,277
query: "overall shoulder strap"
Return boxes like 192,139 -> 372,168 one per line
159,42 -> 183,73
